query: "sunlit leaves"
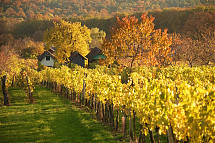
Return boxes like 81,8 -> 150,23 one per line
44,20 -> 92,63
102,13 -> 172,70
37,65 -> 215,142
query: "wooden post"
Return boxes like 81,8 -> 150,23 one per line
75,91 -> 78,103
101,103 -> 105,121
1,75 -> 9,106
109,104 -> 114,127
91,94 -> 94,109
55,82 -> 57,91
97,101 -> 100,117
94,94 -> 97,113
71,90 -> 74,101
26,76 -> 34,104
129,110 -> 133,142
11,76 -> 14,87
82,79 -> 85,104
147,123 -> 155,143
139,124 -> 145,143
186,136 -> 189,143
74,91 -> 76,102
52,82 -> 54,90
167,126 -> 175,143
79,93 -> 81,105
60,85 -> 63,94
70,90 -> 73,100
109,104 -> 112,126
105,102 -> 109,123
116,110 -> 119,131
122,110 -> 127,136
85,98 -> 87,107
155,126 -> 160,143
133,110 -> 137,142
53,82 -> 55,90
50,82 -> 51,89
66,88 -> 69,98
87,97 -> 91,108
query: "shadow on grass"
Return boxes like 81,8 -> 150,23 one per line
0,86 -> 119,143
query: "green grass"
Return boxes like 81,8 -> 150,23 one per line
0,86 -> 124,143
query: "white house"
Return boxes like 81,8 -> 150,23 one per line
38,51 -> 56,67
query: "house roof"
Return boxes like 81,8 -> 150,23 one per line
50,47 -> 56,51
93,54 -> 106,60
69,51 -> 87,61
48,47 -> 56,54
86,47 -> 101,62
38,51 -> 56,61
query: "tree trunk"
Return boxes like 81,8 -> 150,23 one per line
1,75 -> 9,106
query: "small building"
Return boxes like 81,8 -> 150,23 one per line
86,47 -> 105,64
69,51 -> 87,67
38,51 -> 56,67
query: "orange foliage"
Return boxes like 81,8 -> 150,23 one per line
102,13 -> 172,70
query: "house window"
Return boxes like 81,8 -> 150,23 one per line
46,56 -> 50,61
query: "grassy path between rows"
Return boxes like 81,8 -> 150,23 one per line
0,86 -> 124,143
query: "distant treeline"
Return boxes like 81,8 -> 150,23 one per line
1,6 -> 213,41
1,0 -> 214,20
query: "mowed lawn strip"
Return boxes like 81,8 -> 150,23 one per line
0,86 -> 123,143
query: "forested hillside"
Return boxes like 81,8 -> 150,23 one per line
0,1 -> 214,66
1,0 -> 214,20
1,6 -> 214,39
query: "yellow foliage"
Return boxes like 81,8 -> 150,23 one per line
44,20 -> 92,63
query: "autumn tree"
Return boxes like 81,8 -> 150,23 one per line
44,20 -> 92,63
183,11 -> 215,41
173,36 -> 201,67
102,13 -> 172,71
20,37 -> 44,59
171,33 -> 215,67
178,11 -> 215,66
89,27 -> 106,49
